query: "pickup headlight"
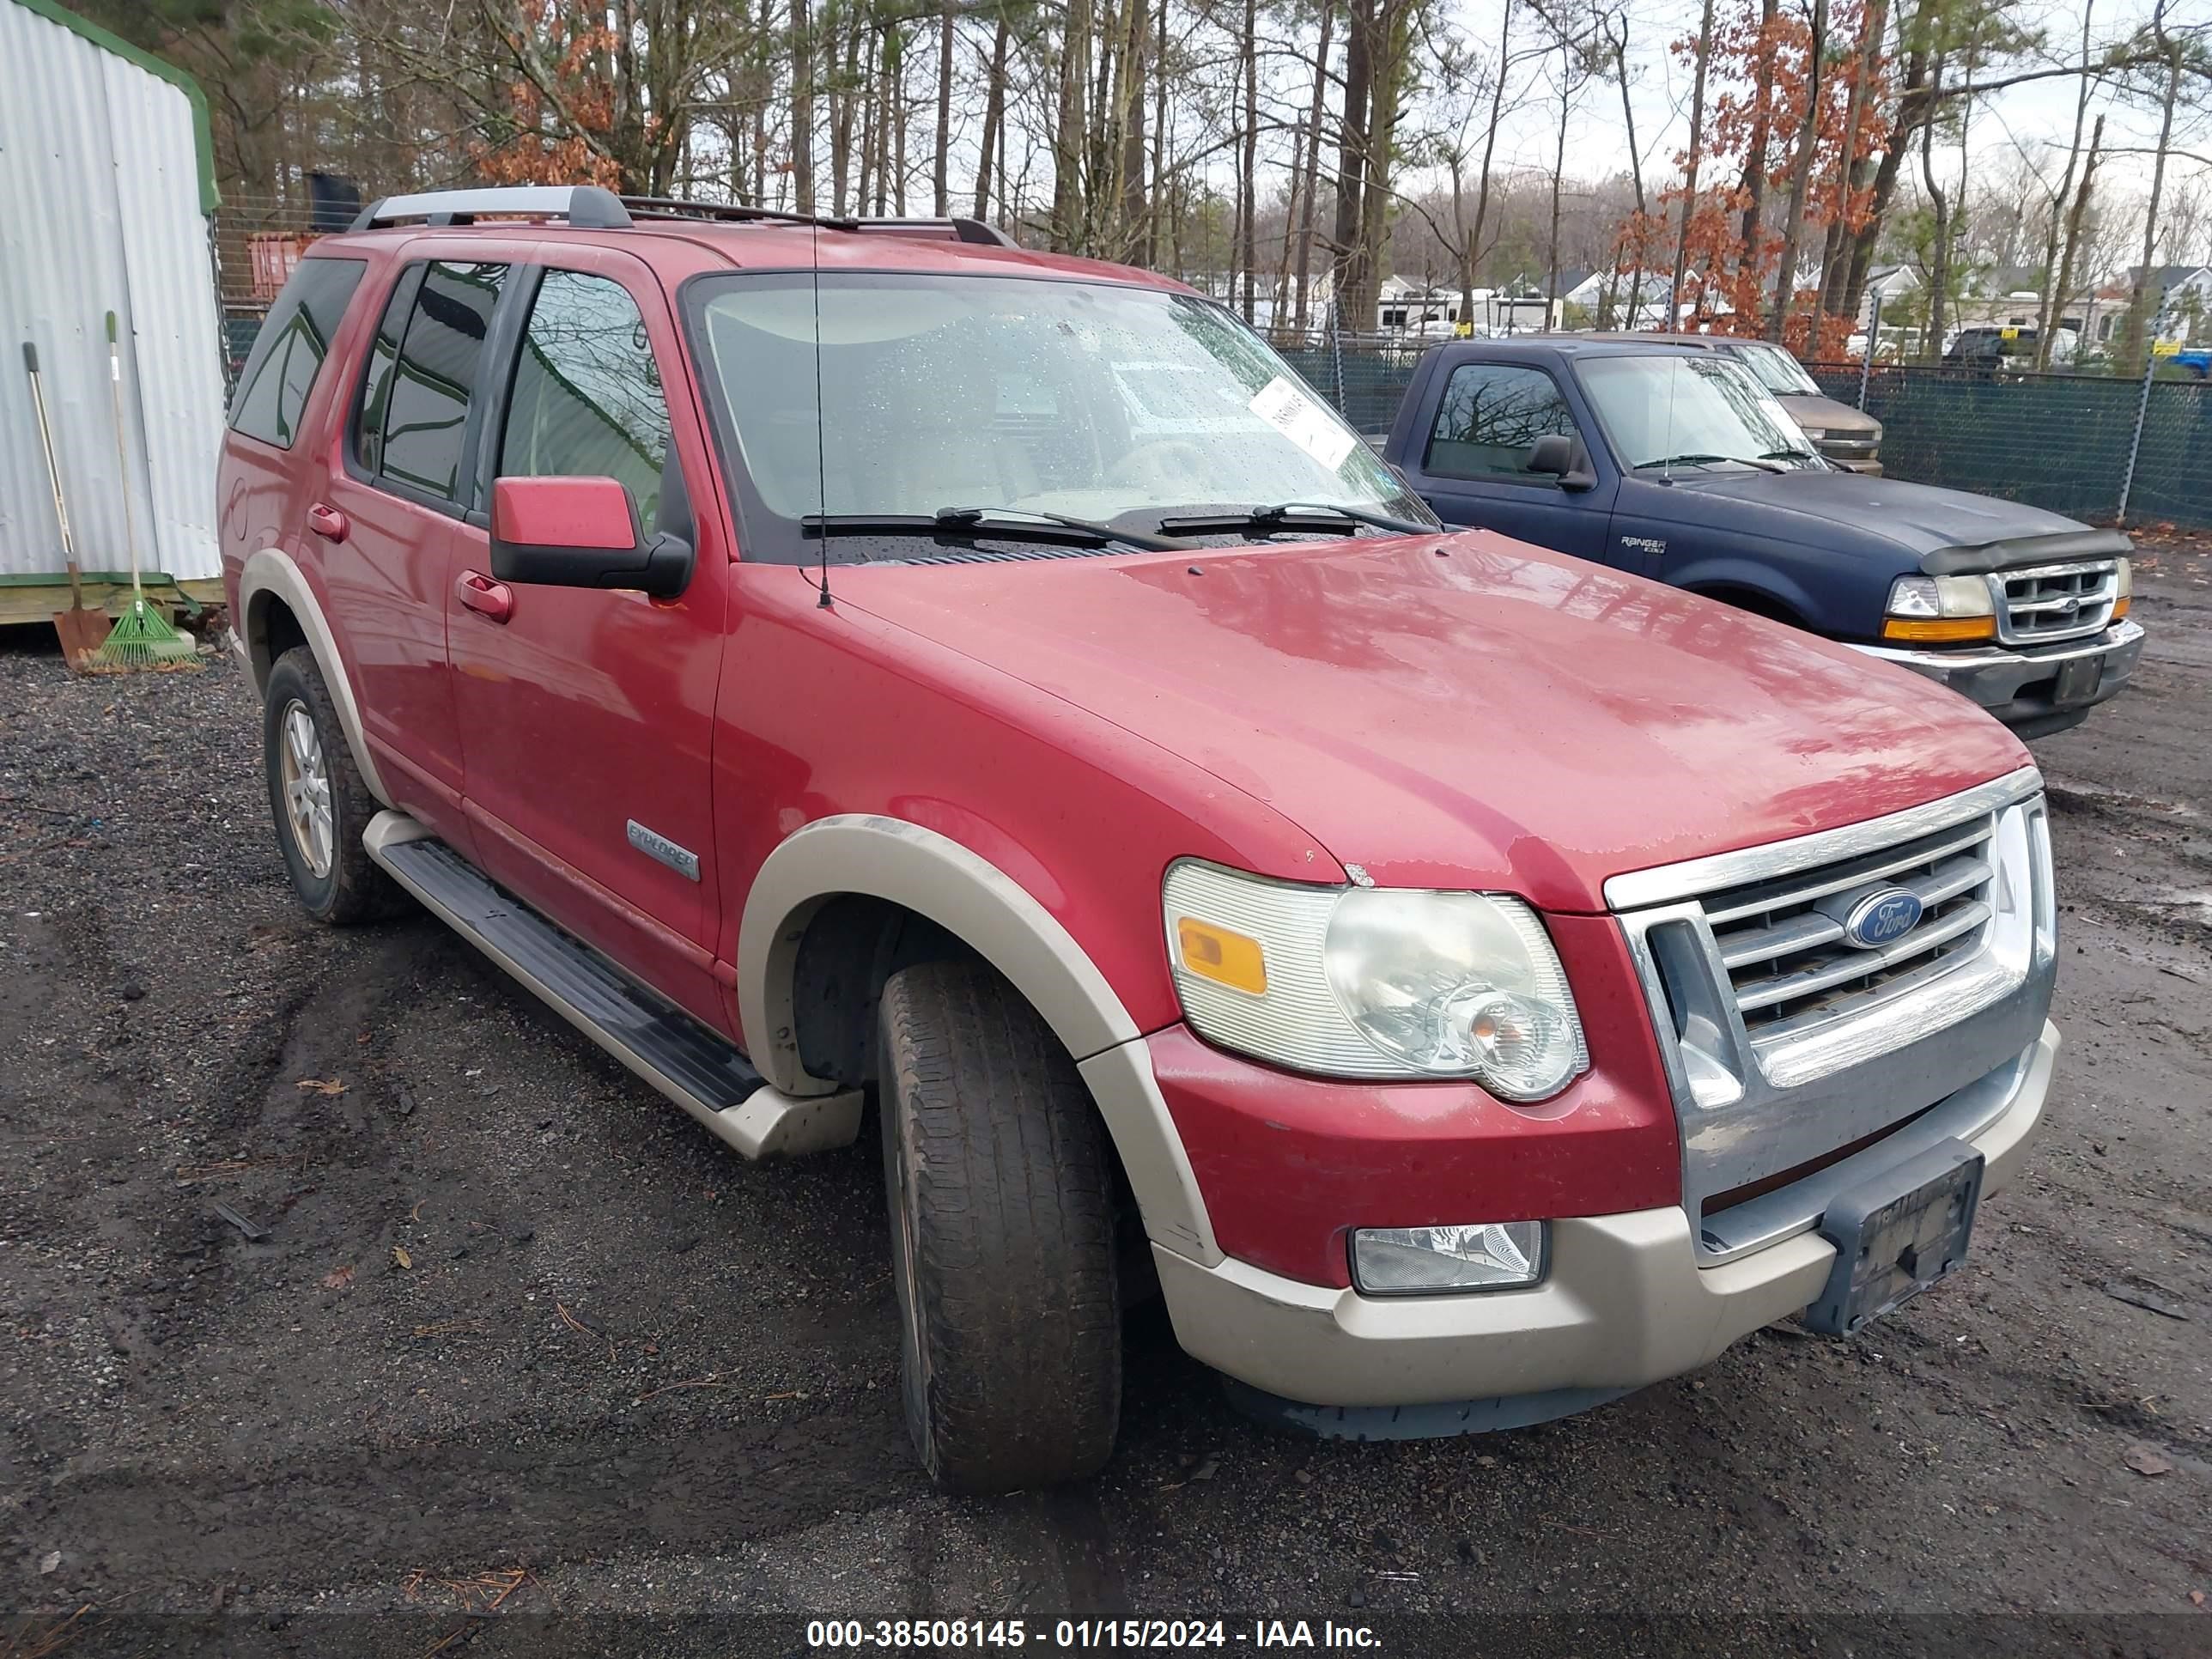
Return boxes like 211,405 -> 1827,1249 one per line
1162,860 -> 1589,1100
1882,574 -> 1996,643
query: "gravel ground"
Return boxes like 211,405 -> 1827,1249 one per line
2,539 -> 2208,1658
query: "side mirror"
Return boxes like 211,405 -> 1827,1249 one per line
1527,434 -> 1594,489
489,476 -> 694,599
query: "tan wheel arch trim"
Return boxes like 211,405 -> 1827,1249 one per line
238,547 -> 391,807
738,814 -> 1219,1263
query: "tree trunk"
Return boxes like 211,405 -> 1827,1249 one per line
1349,0 -> 1410,328
2120,36 -> 2184,374
1739,0 -> 1780,309
1466,0 -> 1513,324
1670,0 -> 1717,325
2033,1 -> 2095,367
789,0 -> 816,211
2050,115 -> 2103,364
1614,15 -> 1647,329
974,9 -> 1009,222
1238,0 -> 1258,320
933,0 -> 952,216
1147,0 -> 1167,264
1291,0 -> 1334,331
1118,0 -> 1149,260
1767,0 -> 1829,339
1050,0 -> 1095,251
1817,0 -> 1888,321
1333,0 -> 1375,321
1545,64 -> 1571,330
1918,52 -> 1948,362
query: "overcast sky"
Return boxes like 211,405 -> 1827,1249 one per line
1401,0 -> 2212,258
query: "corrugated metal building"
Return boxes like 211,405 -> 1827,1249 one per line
0,0 -> 226,619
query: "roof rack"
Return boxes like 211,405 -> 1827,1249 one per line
619,196 -> 1018,247
346,185 -> 1021,248
349,185 -> 633,231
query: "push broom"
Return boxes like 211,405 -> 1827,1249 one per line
90,310 -> 199,672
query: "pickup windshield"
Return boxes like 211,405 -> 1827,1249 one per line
1577,354 -> 1826,473
1728,341 -> 1822,396
686,271 -> 1430,563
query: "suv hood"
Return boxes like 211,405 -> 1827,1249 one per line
1676,469 -> 2118,567
840,532 -> 2028,913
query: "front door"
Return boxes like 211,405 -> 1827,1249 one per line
1403,360 -> 1616,562
444,248 -> 732,1030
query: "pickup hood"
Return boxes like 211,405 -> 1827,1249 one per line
1675,470 -> 2127,568
839,532 -> 2030,913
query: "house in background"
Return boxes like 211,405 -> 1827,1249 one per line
0,0 -> 228,628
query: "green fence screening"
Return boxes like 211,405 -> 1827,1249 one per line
1279,337 -> 2210,532
1804,366 -> 2212,532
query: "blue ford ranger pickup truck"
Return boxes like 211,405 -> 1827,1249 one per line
1379,337 -> 2144,738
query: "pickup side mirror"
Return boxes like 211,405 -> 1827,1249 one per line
489,476 -> 694,599
1526,434 -> 1595,490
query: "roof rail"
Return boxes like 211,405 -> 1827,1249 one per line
349,185 -> 633,232
620,195 -> 1018,247
345,185 -> 1021,249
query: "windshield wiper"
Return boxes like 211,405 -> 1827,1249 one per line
801,508 -> 1189,553
1154,501 -> 1437,538
1757,447 -> 1824,465
1634,453 -> 1785,474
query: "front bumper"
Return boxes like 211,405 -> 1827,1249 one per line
1152,1021 -> 2057,1411
1857,619 -> 2143,737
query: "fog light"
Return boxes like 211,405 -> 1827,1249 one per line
1351,1221 -> 1546,1295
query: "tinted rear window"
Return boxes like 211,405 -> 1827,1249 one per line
228,258 -> 367,449
367,262 -> 508,504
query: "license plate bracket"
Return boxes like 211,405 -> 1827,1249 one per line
2054,654 -> 2102,706
1802,1139 -> 1984,1336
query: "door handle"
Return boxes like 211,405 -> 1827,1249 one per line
307,502 -> 348,542
456,570 -> 514,623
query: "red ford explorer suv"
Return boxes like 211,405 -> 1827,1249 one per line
221,185 -> 2059,1493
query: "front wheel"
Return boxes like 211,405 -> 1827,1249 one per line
261,646 -> 403,926
878,962 -> 1121,1492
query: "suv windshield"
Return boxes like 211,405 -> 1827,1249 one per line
1729,341 -> 1821,396
686,272 -> 1429,562
1577,354 -> 1826,472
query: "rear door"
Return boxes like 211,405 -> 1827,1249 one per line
321,255 -> 522,851
444,246 -> 732,1030
1399,359 -> 1616,562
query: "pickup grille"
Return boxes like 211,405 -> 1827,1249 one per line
1699,815 -> 1997,1043
1993,560 -> 2117,646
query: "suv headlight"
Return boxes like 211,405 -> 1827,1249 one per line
1882,574 -> 1996,643
1162,860 -> 1589,1100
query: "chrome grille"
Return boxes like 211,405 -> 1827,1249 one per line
1701,816 -> 1997,1044
1993,560 -> 2116,646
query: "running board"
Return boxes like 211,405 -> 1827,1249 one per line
363,811 -> 861,1158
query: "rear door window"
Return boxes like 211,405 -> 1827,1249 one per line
359,261 -> 508,504
228,257 -> 367,449
497,270 -> 671,526
1423,362 -> 1578,481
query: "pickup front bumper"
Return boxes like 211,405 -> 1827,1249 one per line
1858,618 -> 2144,738
1152,1022 -> 2057,1426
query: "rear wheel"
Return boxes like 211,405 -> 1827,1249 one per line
877,961 -> 1121,1493
262,647 -> 402,926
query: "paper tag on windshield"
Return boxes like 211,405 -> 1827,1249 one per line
1249,376 -> 1358,471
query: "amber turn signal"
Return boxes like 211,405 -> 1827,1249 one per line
1881,615 -> 1997,644
1176,918 -> 1267,995
2112,594 -> 2130,621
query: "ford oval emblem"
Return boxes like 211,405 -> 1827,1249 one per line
1843,887 -> 1923,950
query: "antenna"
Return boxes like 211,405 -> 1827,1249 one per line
811,210 -> 832,608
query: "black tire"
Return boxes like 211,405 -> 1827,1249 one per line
877,961 -> 1121,1493
262,646 -> 404,926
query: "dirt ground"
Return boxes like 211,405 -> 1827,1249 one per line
3,539 -> 2208,1659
